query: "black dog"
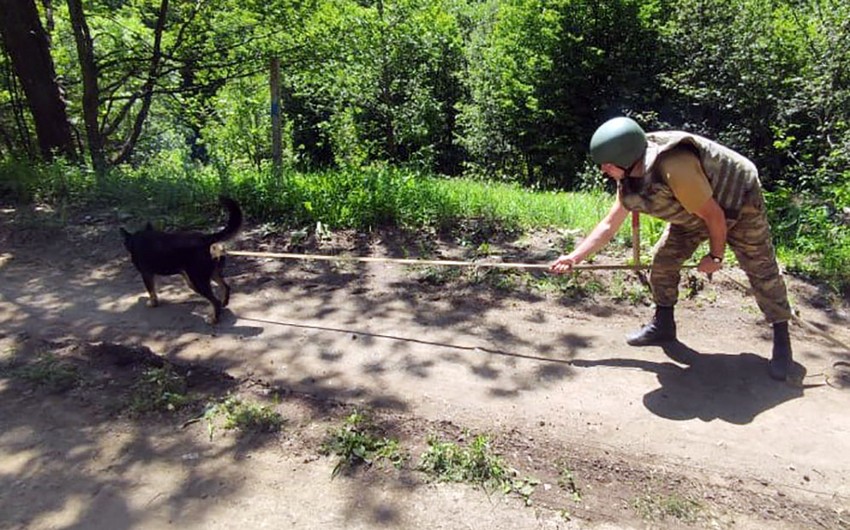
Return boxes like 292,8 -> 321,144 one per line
121,196 -> 243,324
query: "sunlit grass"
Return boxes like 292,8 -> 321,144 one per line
1,157 -> 846,291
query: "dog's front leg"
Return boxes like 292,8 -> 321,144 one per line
142,273 -> 159,307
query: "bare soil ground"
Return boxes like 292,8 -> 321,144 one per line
1,204 -> 849,530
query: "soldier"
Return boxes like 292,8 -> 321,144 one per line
550,116 -> 793,380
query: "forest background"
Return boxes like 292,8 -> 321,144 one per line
1,0 -> 848,292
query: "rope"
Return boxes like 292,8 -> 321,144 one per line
226,245 -> 848,354
225,249 -> 698,271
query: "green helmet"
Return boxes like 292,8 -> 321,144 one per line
589,117 -> 647,167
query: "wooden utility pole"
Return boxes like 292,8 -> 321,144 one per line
270,57 -> 281,175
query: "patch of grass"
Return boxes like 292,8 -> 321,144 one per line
4,353 -> 79,392
533,272 -> 605,299
632,491 -> 703,524
128,364 -> 192,414
203,395 -> 283,439
6,156 -> 847,293
681,273 -> 705,300
557,462 -> 583,503
418,434 -> 510,489
418,433 -> 538,503
609,272 -> 650,305
467,268 -> 517,290
321,411 -> 405,477
414,265 -> 463,285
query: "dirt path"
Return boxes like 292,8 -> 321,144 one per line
1,209 -> 849,529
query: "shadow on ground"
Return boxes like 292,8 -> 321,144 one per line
571,340 -> 810,424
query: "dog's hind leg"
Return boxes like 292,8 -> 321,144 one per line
212,264 -> 231,307
142,273 -> 159,307
186,271 -> 223,324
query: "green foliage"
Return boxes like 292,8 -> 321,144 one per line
321,411 -> 406,477
287,0 -> 466,172
0,157 -> 94,204
557,462 -> 582,502
2,154 -> 848,292
128,364 -> 192,414
418,434 -> 512,489
767,185 -> 850,292
418,433 -> 539,503
203,396 -> 283,439
458,0 -> 666,186
3,353 -> 80,393
609,272 -> 650,305
632,491 -> 703,524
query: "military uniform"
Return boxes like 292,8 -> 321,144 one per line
618,131 -> 792,323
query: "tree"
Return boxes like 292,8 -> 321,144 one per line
0,0 -> 77,160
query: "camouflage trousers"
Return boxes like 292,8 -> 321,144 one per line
649,189 -> 792,323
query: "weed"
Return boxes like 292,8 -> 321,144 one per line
468,268 -> 516,290
5,353 -> 79,392
682,273 -> 705,300
632,491 -> 702,523
203,396 -> 283,439
418,433 -> 537,503
418,434 -> 510,489
557,463 -> 582,502
475,241 -> 492,257
128,364 -> 192,414
321,411 -> 405,477
414,265 -> 462,285
609,272 -> 649,305
551,272 -> 604,299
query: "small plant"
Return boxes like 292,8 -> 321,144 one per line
682,273 -> 705,300
203,396 -> 283,439
418,433 -> 541,503
6,353 -> 79,392
418,434 -> 512,490
609,272 -> 649,305
557,462 -> 582,502
474,241 -> 492,257
128,364 -> 191,414
321,411 -> 405,477
468,268 -> 516,290
632,491 -> 702,523
414,265 -> 462,285
544,272 -> 604,299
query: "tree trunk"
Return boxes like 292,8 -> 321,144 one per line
111,0 -> 168,166
0,0 -> 77,161
270,57 -> 282,175
66,0 -> 105,174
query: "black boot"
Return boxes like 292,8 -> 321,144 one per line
769,321 -> 792,381
626,306 -> 677,346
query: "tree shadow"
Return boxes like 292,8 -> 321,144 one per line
572,340 -> 811,425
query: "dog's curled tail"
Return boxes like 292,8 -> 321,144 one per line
208,196 -> 243,243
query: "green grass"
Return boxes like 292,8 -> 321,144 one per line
203,396 -> 283,439
632,491 -> 703,524
2,157 -> 847,292
418,433 -> 539,504
557,462 -> 583,503
321,411 -> 406,477
2,353 -> 80,392
128,364 -> 193,414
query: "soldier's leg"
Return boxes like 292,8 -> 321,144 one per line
727,191 -> 793,380
627,223 -> 704,346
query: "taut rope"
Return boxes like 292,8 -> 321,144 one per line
224,249 -> 688,271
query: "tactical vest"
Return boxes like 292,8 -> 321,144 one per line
619,131 -> 761,225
